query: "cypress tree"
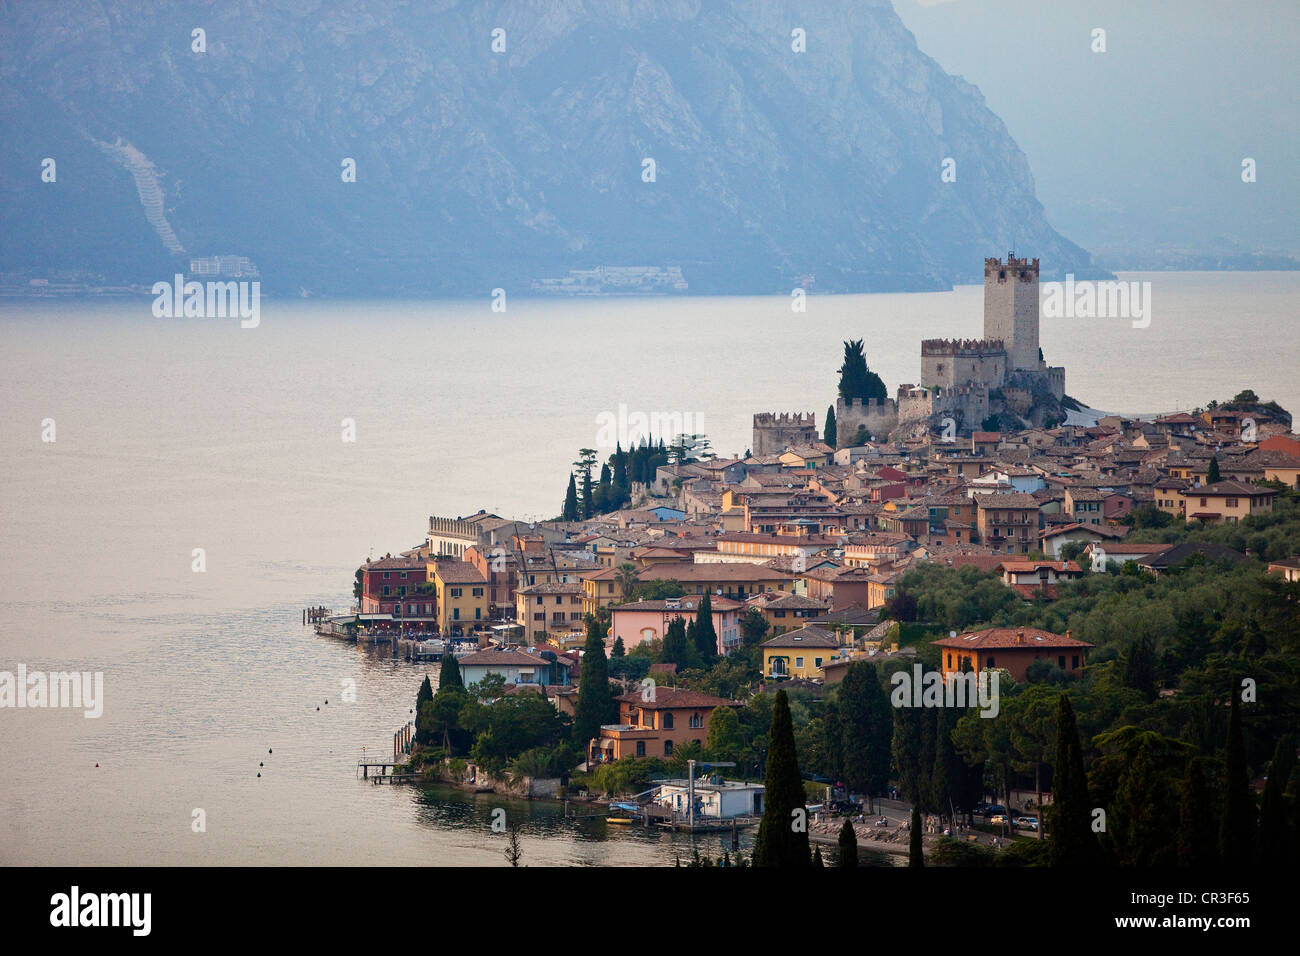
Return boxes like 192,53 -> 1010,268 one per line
438,649 -> 463,691
753,690 -> 810,867
1219,692 -> 1257,865
1050,693 -> 1102,866
839,662 -> 892,812
581,470 -> 594,519
837,818 -> 859,868
693,591 -> 718,665
1122,634 -> 1158,701
1178,756 -> 1218,867
813,846 -> 824,867
1207,455 -> 1221,484
1256,734 -> 1297,865
662,616 -> 690,670
837,339 -> 887,403
416,674 -> 433,713
909,807 -> 924,867
611,636 -> 625,658
824,405 -> 837,448
562,473 -> 579,521
572,616 -> 616,748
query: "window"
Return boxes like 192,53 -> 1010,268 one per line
400,572 -> 407,579
1200,497 -> 1207,507
947,653 -> 953,668
382,586 -> 390,596
1058,655 -> 1066,669
450,587 -> 462,598
636,741 -> 646,757
795,657 -> 804,668
453,608 -> 460,620
1226,498 -> 1238,507
664,740 -> 673,756
472,587 -> 484,597
474,608 -> 481,620
689,712 -> 703,729
986,656 -> 995,668
814,657 -> 823,668
1071,655 -> 1080,669
661,713 -> 674,730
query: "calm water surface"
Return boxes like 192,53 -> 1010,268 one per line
0,272 -> 1295,864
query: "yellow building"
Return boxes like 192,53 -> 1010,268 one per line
580,566 -> 628,618
760,626 -> 841,680
515,581 -> 585,646
429,559 -> 489,635
1180,481 -> 1275,524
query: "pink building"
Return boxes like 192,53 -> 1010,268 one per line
609,596 -> 744,655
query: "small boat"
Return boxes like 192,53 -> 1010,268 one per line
606,815 -> 636,825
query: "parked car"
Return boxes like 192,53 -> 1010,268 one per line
1015,816 -> 1039,831
989,814 -> 1009,825
983,804 -> 1007,818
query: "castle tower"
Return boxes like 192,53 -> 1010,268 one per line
752,412 -> 816,456
983,253 -> 1040,374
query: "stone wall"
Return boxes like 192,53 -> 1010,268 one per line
753,411 -> 817,455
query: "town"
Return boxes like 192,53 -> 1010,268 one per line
325,255 -> 1300,867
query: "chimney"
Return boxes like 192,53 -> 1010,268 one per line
1018,628 -> 1026,645
1066,629 -> 1072,641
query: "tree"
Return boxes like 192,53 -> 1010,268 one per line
439,650 -> 464,691
1256,734 -> 1297,865
693,591 -> 718,665
416,674 -> 434,715
610,636 -> 625,658
1219,692 -> 1257,865
614,563 -> 639,602
740,607 -> 769,645
503,822 -> 523,867
1050,694 -> 1102,866
837,818 -> 859,868
824,404 -> 837,448
839,662 -> 893,812
1178,757 -> 1218,867
812,846 -> 824,867
353,567 -> 364,601
705,705 -> 744,763
562,473 -> 579,521
1208,456 -> 1222,485
838,339 -> 887,403
581,470 -> 594,519
661,616 -> 692,670
909,808 -> 924,867
1122,634 -> 1158,701
572,616 -> 616,749
753,690 -> 810,867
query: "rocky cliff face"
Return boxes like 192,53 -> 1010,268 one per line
0,0 -> 1096,294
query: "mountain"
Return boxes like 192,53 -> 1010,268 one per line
0,0 -> 1100,295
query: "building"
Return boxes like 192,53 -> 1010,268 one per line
760,625 -> 843,680
358,554 -> 437,627
429,558 -> 489,635
998,559 -> 1083,599
609,596 -> 743,656
932,627 -> 1093,682
654,778 -> 765,819
975,493 -> 1040,554
635,563 -> 795,600
1267,556 -> 1300,583
746,590 -> 829,634
1180,481 -> 1276,524
457,646 -> 572,688
589,687 -> 739,762
752,412 -> 817,456
1084,541 -> 1173,572
515,581 -> 585,646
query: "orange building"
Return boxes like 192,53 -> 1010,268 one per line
931,627 -> 1093,682
589,687 -> 739,762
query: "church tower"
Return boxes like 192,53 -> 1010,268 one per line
983,253 -> 1040,374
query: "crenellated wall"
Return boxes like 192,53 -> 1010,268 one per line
753,411 -> 817,455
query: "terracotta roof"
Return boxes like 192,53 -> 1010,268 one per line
614,686 -> 738,710
932,627 -> 1093,650
761,625 -> 841,649
432,560 -> 488,584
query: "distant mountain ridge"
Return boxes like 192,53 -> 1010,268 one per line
0,0 -> 1101,295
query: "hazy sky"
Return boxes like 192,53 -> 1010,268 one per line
892,0 -> 1298,258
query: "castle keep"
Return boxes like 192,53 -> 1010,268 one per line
832,254 -> 1067,444
752,411 -> 817,456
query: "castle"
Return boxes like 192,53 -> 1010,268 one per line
833,254 -> 1067,444
752,411 -> 817,455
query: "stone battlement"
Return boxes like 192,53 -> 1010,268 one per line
754,411 -> 815,426
985,254 -> 1040,280
920,338 -> 1006,356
